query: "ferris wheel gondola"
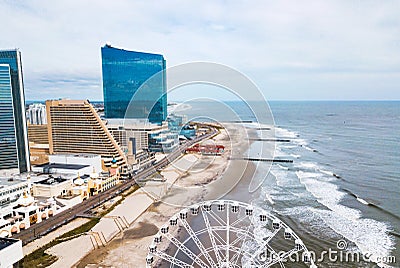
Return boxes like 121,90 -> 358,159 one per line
146,200 -> 317,268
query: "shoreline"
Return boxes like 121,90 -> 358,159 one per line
71,123 -> 255,267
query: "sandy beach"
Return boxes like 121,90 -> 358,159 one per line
44,123 -> 255,267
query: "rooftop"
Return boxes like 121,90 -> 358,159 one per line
50,153 -> 100,159
0,237 -> 19,251
36,175 -> 68,185
34,163 -> 90,170
34,174 -> 90,186
106,118 -> 165,130
0,177 -> 27,188
102,44 -> 164,58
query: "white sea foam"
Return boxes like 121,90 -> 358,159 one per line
262,186 -> 304,202
294,138 -> 308,146
356,197 -> 369,205
274,147 -> 289,158
275,127 -> 299,138
271,169 -> 299,188
277,164 -> 289,170
319,169 -> 336,176
315,208 -> 395,266
280,145 -> 297,149
297,162 -> 319,169
292,138 -> 317,152
265,127 -> 395,266
278,205 -> 395,267
264,193 -> 275,205
277,206 -> 341,239
243,122 -> 273,129
303,145 -> 316,152
290,153 -> 301,159
296,171 -> 361,220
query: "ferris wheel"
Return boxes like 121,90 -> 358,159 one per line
146,200 -> 317,268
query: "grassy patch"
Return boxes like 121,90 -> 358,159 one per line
20,217 -> 100,268
20,184 -> 139,267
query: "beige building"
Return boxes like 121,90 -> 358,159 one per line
46,99 -> 127,170
28,123 -> 50,165
32,176 -> 73,198
29,143 -> 49,165
27,123 -> 48,144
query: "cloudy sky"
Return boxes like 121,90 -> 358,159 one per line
1,0 -> 399,101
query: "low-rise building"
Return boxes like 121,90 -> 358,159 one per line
32,175 -> 73,198
49,154 -> 102,173
0,237 -> 23,267
0,192 -> 57,237
167,114 -> 196,139
0,177 -> 30,210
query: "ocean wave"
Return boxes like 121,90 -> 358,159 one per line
265,126 -> 396,266
278,205 -> 395,267
294,170 -> 396,265
314,208 -> 395,266
342,188 -> 370,205
343,189 -> 400,221
292,138 -> 318,152
296,171 -> 361,220
274,147 -> 290,158
296,162 -> 319,170
296,162 -> 341,180
279,145 -> 297,149
277,164 -> 289,170
277,206 -> 340,239
271,168 -> 299,188
275,127 -> 299,138
319,169 -> 342,179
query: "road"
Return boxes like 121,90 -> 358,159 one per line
13,128 -> 217,245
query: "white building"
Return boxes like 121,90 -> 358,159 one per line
0,238 -> 23,268
0,174 -> 59,238
49,154 -> 102,173
0,177 -> 30,209
27,103 -> 47,125
31,154 -> 102,175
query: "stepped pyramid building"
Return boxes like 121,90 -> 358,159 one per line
46,99 -> 126,170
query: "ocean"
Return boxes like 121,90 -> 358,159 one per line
179,100 -> 399,267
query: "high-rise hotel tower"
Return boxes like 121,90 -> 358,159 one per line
101,44 -> 167,124
46,99 -> 127,169
0,49 -> 30,173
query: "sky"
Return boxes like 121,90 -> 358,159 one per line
0,0 -> 399,101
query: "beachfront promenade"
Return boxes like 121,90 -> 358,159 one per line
14,128 -> 218,246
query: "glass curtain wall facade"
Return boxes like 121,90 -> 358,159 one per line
0,50 -> 30,173
0,65 -> 19,170
101,45 -> 167,124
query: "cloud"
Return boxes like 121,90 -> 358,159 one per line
0,0 -> 399,100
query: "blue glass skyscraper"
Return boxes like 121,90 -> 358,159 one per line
0,49 -> 30,173
101,45 -> 167,124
